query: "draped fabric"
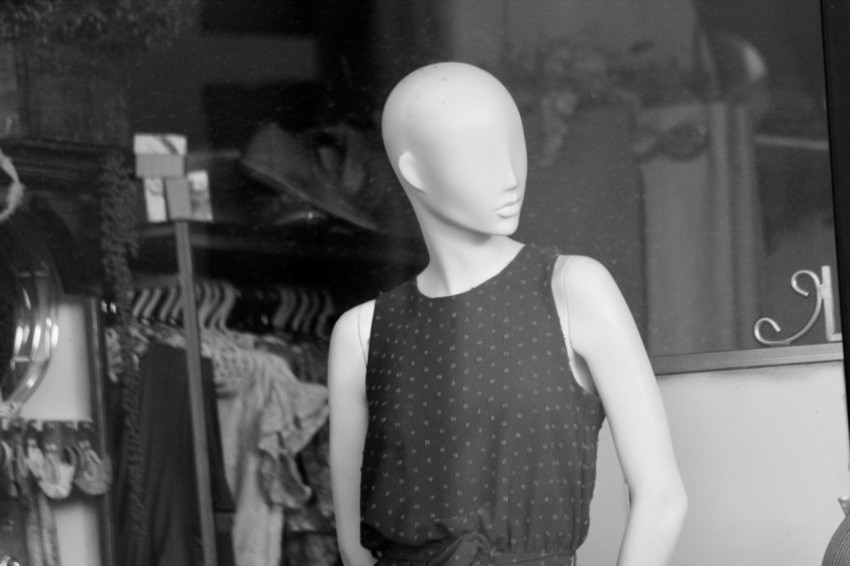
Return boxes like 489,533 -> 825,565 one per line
109,321 -> 333,566
113,343 -> 236,566
640,101 -> 762,354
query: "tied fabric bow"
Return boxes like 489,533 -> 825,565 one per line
26,436 -> 76,500
0,148 -> 24,225
72,440 -> 112,496
382,532 -> 493,566
0,419 -> 112,500
381,533 -> 577,566
631,120 -> 709,163
430,532 -> 491,566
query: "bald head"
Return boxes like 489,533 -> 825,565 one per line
378,62 -> 527,237
381,62 -> 524,182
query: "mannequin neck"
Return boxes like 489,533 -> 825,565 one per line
415,231 -> 525,298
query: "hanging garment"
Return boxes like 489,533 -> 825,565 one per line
113,343 -> 236,566
5,428 -> 62,566
255,337 -> 340,565
211,337 -> 329,566
147,326 -> 330,566
281,425 -> 340,566
361,244 -> 606,565
0,496 -> 29,564
283,529 -> 341,566
110,297 -> 332,566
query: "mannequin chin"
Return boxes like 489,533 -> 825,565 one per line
382,62 -> 528,241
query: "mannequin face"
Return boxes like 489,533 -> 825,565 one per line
413,104 -> 527,235
383,63 -> 528,237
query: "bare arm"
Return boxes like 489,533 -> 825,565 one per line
561,256 -> 687,566
328,302 -> 378,566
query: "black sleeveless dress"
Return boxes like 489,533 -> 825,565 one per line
360,245 -> 606,565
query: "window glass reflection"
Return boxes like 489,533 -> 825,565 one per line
371,0 -> 837,356
132,0 -> 838,357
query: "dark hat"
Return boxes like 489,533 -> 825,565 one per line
240,123 -> 379,231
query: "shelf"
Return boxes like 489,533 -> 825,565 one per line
138,220 -> 424,264
0,137 -> 119,194
133,220 -> 428,307
754,134 -> 830,152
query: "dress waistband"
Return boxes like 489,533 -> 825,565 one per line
380,533 -> 576,566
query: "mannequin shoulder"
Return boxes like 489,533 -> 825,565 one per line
328,302 -> 374,425
332,300 -> 376,335
553,254 -> 631,342
328,299 -> 375,369
553,254 -> 621,301
334,299 -> 375,332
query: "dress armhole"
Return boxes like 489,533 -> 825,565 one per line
552,255 -> 598,396
356,302 -> 371,367
553,255 -> 576,361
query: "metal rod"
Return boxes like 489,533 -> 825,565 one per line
83,296 -> 116,566
133,273 -> 181,290
175,221 -> 218,566
651,342 -> 844,377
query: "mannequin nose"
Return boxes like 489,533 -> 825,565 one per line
506,168 -> 518,189
498,163 -> 519,191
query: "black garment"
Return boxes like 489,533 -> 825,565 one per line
824,512 -> 850,566
361,245 -> 606,565
114,343 -> 236,566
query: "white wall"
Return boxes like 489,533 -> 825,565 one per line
580,360 -> 850,566
20,296 -> 102,566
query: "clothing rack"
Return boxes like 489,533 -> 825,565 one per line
127,219 -> 424,565
132,274 -> 337,339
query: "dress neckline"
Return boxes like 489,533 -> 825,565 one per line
411,244 -> 529,301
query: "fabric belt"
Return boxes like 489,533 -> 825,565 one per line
380,533 -> 576,565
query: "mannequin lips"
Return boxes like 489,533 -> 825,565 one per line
496,197 -> 523,217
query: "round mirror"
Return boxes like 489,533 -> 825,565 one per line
0,212 -> 60,412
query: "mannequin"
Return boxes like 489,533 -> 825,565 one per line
328,62 -> 687,566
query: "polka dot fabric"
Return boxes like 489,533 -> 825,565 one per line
360,245 -> 605,565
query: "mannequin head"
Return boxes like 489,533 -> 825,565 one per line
382,62 -> 527,237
